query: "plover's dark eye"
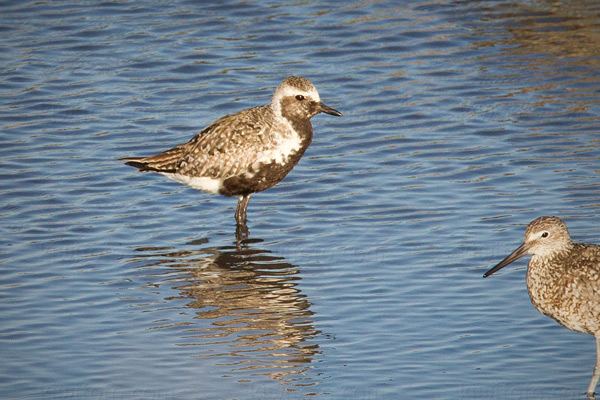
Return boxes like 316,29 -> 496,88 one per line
295,95 -> 305,101
541,232 -> 549,238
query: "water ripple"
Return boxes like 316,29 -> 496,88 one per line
2,1 -> 600,399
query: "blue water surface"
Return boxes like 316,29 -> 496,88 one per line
1,1 -> 600,399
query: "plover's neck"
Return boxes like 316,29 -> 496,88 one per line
270,102 -> 299,139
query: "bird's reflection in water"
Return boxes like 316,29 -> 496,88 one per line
132,234 -> 321,388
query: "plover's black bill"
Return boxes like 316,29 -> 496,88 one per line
318,102 -> 342,117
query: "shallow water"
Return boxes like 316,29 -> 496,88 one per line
2,1 -> 600,399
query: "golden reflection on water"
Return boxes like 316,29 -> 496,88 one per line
465,1 -> 600,127
499,2 -> 600,61
131,236 -> 320,387
474,1 -> 600,66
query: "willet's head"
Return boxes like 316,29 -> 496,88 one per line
522,216 -> 574,257
483,216 -> 574,277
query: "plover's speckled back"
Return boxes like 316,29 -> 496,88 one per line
120,76 -> 341,226
484,216 -> 600,399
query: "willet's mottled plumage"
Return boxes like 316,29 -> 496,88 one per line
120,76 -> 341,227
484,216 -> 600,399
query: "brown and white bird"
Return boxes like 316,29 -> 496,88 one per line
120,76 -> 341,226
484,216 -> 600,399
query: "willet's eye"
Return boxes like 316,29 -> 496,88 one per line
541,232 -> 549,238
295,95 -> 305,101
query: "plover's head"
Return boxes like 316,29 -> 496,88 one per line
483,216 -> 574,277
270,76 -> 342,121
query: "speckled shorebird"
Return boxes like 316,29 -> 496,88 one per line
120,76 -> 341,226
483,216 -> 600,399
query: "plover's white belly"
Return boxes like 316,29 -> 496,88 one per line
163,173 -> 222,194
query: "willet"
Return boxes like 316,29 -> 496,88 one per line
484,216 -> 600,399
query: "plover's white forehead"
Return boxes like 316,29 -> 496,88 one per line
272,76 -> 320,102
274,85 -> 320,103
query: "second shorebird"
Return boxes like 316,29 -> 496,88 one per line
484,216 -> 600,399
120,76 -> 341,226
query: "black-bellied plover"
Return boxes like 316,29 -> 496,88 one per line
483,216 -> 600,399
120,76 -> 341,226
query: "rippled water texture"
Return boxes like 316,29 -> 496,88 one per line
2,1 -> 600,399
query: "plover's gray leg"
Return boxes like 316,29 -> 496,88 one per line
235,194 -> 251,225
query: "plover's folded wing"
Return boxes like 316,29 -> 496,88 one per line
176,106 -> 276,178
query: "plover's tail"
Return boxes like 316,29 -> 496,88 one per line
120,145 -> 184,173
119,158 -> 162,172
